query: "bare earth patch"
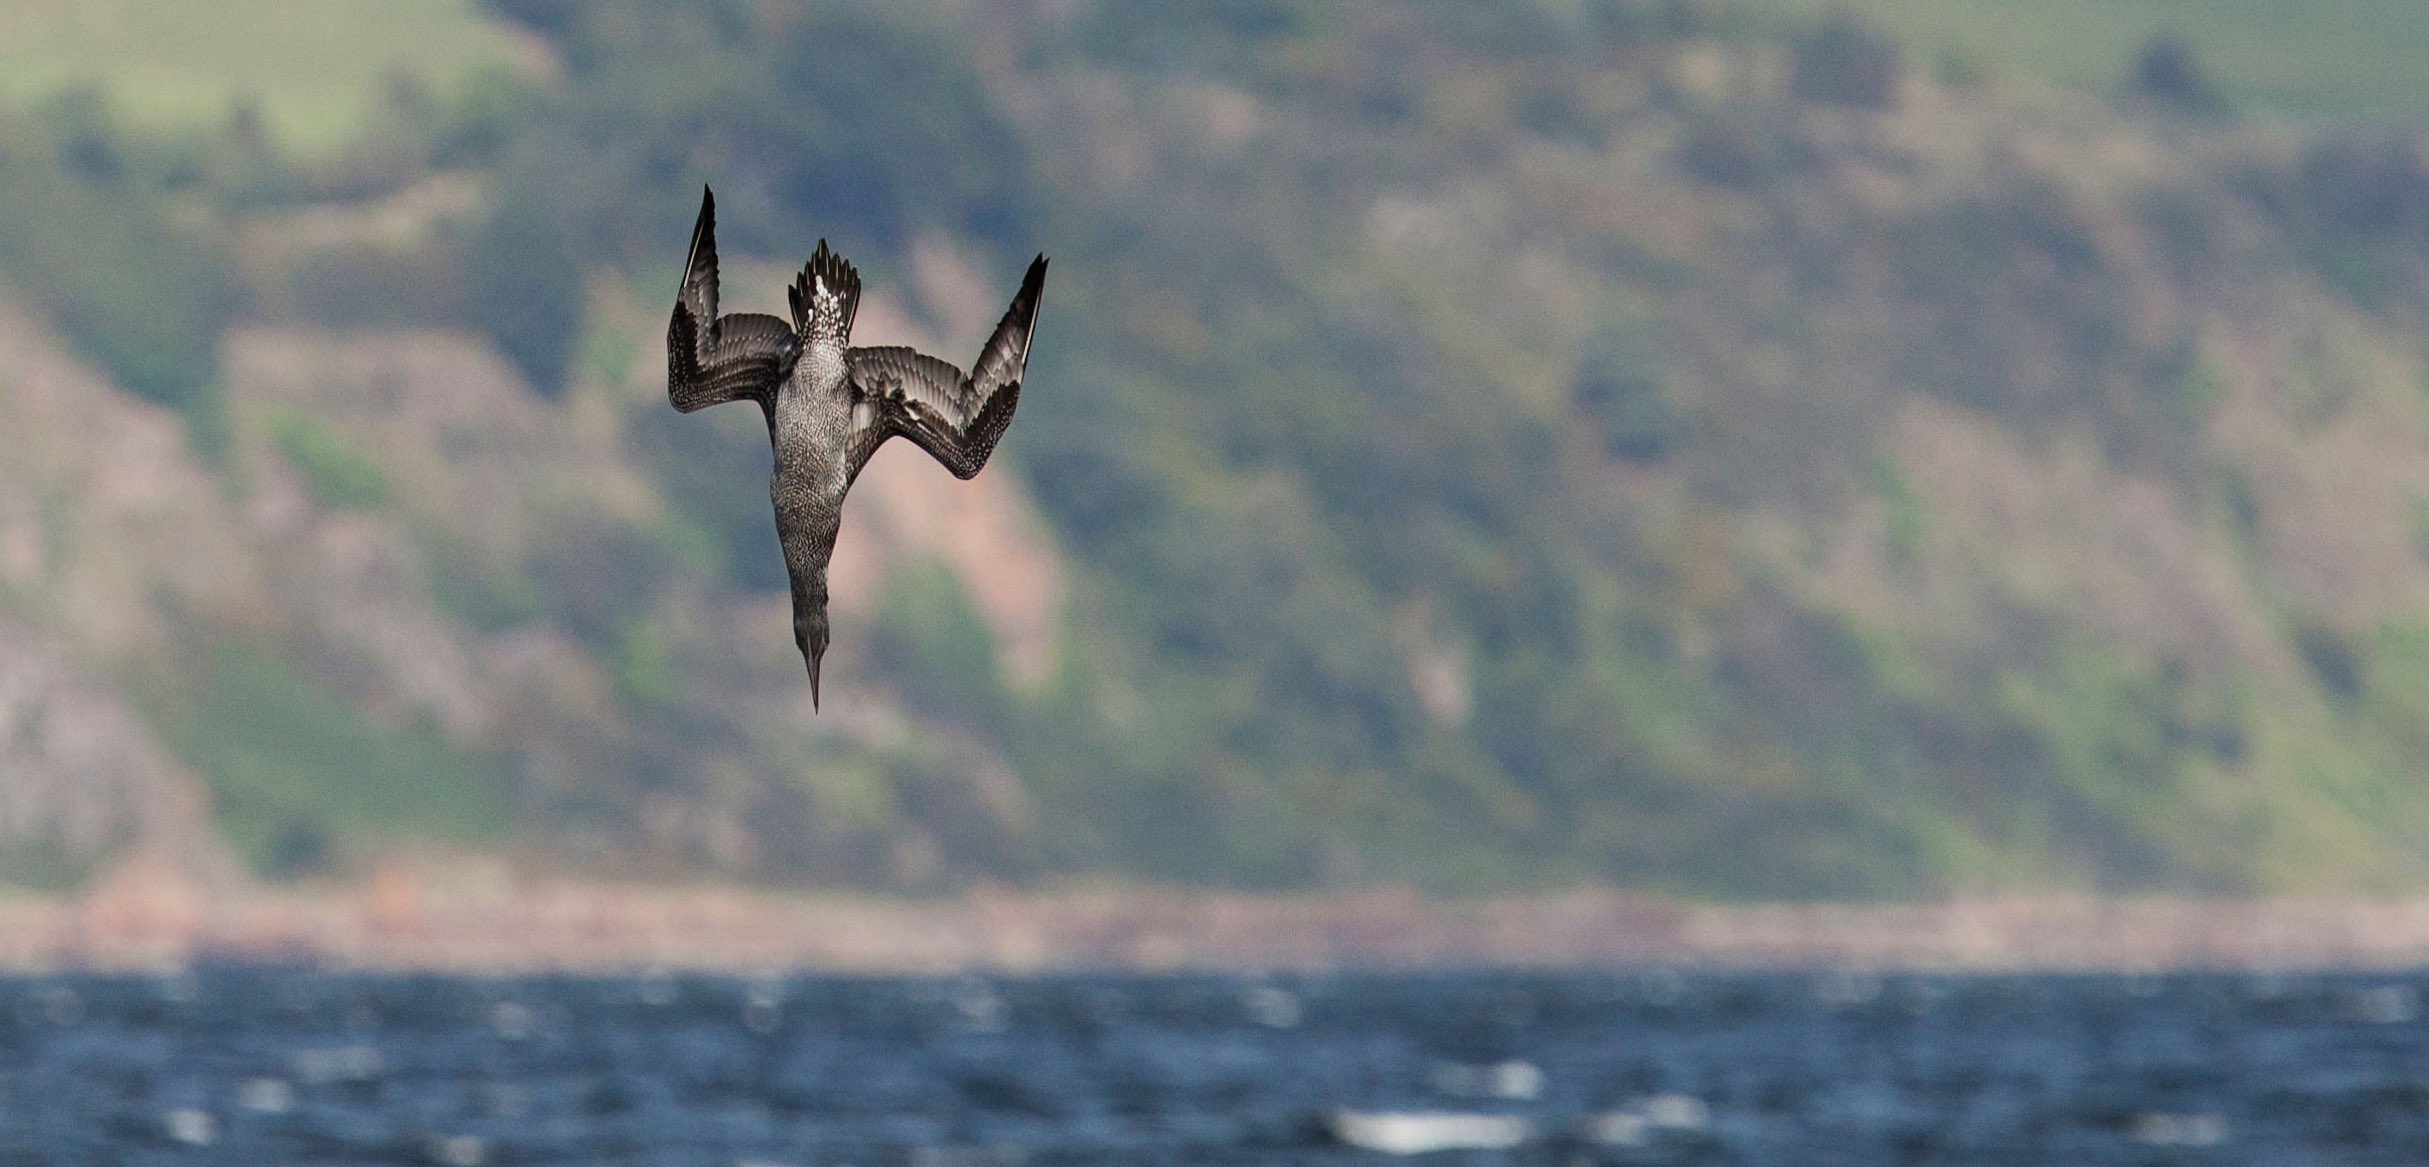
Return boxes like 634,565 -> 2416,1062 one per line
16,858 -> 2429,974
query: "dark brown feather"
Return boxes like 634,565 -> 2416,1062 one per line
842,254 -> 1046,479
667,186 -> 800,414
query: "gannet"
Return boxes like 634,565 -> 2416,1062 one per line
667,186 -> 1046,708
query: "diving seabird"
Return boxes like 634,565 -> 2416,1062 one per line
667,186 -> 1047,709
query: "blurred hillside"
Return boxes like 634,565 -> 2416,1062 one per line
3,0 -> 2429,898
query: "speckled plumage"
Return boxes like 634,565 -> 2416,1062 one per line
667,186 -> 1048,708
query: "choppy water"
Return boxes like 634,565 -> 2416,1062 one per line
4,967 -> 2428,1164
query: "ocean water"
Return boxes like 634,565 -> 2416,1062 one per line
2,967 -> 2426,1164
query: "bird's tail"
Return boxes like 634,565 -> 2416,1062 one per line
788,240 -> 861,337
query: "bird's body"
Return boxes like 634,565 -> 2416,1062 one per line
767,360 -> 849,651
766,263 -> 856,650
667,186 -> 1047,707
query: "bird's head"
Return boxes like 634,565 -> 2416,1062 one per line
795,610 -> 830,710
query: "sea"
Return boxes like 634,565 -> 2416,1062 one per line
3,967 -> 2426,1164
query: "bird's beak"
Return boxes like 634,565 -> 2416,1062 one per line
809,648 -> 824,712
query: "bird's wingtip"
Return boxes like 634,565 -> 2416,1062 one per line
680,187 -> 719,298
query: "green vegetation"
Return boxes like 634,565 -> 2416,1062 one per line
868,558 -> 1005,732
610,616 -> 678,709
168,646 -> 511,875
423,536 -> 547,634
1773,0 -> 2429,123
0,839 -> 98,891
467,182 -> 584,396
5,0 -> 2429,895
266,408 -> 389,509
0,102 -> 236,419
0,0 -> 531,152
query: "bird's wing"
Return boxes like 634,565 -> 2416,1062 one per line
843,254 -> 1046,480
668,186 -> 800,414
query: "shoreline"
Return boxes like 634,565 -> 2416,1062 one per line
13,859 -> 2429,974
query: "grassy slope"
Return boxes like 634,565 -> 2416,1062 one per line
0,0 -> 529,151
167,646 -> 511,874
9,1 -> 2429,895
18,0 -> 2420,154
1773,0 -> 2429,122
